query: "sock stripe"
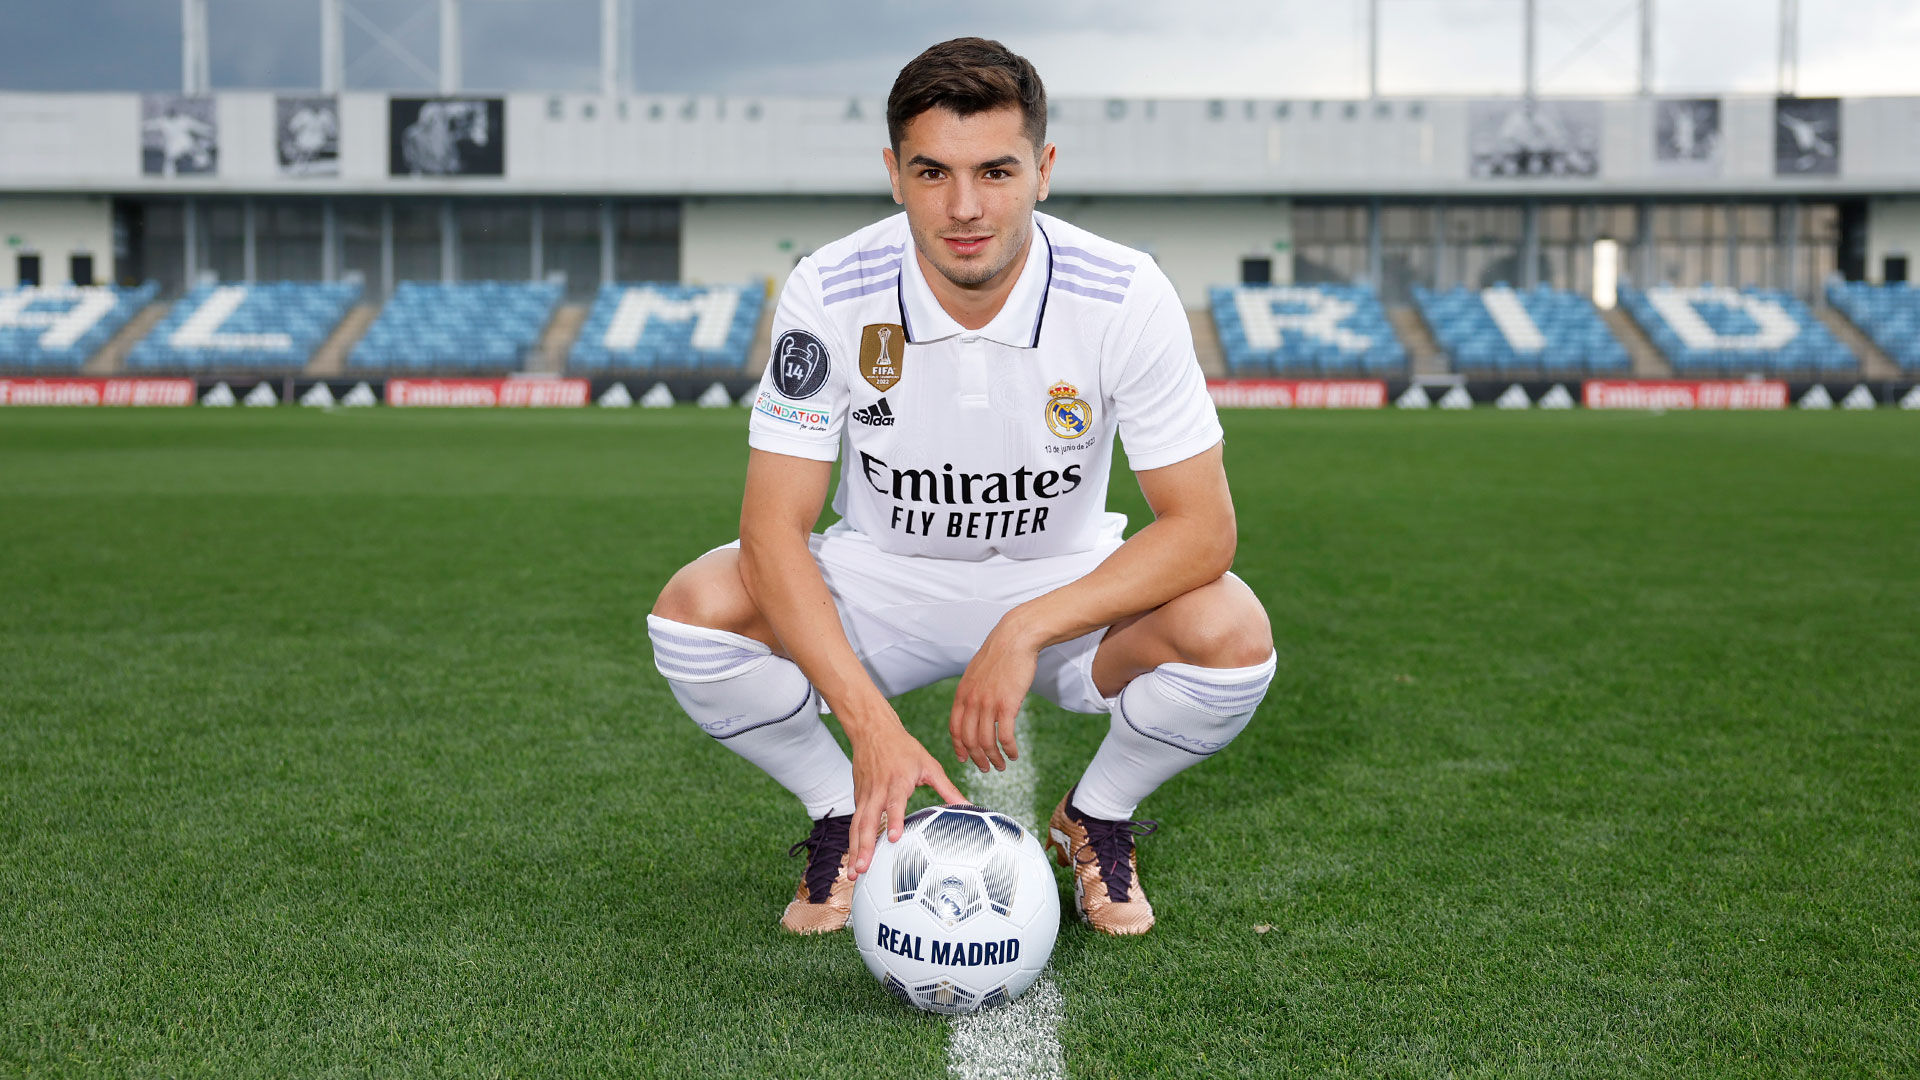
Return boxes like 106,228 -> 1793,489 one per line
651,644 -> 756,680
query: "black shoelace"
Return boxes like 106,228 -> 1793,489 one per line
787,814 -> 853,905
1077,815 -> 1158,903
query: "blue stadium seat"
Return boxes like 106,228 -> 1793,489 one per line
1827,281 -> 1920,374
127,282 -> 359,371
567,282 -> 765,372
0,283 -> 158,371
1413,284 -> 1628,376
349,281 -> 562,372
1210,284 -> 1406,376
1620,285 -> 1855,376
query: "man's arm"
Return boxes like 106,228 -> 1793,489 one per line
738,449 -> 964,877
948,441 -> 1235,770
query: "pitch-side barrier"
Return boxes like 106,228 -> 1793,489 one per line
0,375 -> 1915,410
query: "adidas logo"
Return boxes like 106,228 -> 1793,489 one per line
852,398 -> 895,426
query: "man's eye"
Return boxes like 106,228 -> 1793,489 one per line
984,169 -> 1009,180
919,169 -> 944,181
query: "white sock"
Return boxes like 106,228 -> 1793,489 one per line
647,615 -> 856,819
1071,652 -> 1277,821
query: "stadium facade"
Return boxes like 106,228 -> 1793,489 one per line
4,90 -> 1920,300
3,84 -> 1920,401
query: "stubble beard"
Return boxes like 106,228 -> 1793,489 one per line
919,219 -> 1030,290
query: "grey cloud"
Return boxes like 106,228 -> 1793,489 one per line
0,0 -> 1915,98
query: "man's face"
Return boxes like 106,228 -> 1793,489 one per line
884,105 -> 1054,291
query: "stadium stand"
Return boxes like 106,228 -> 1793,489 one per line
0,283 -> 158,371
1413,285 -> 1629,376
1619,285 -> 1855,376
567,283 -> 764,371
1210,284 -> 1406,375
126,282 -> 359,371
1826,281 -> 1920,374
350,281 -> 562,371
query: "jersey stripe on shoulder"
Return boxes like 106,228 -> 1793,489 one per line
819,244 -> 904,306
1049,243 -> 1136,304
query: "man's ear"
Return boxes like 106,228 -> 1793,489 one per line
1035,142 -> 1057,203
882,147 -> 904,205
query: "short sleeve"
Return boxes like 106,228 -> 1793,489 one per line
1108,263 -> 1224,472
746,261 -> 849,462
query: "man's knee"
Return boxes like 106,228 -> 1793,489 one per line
652,550 -> 762,636
1170,576 -> 1273,670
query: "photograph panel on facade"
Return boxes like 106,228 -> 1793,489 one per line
1654,98 -> 1723,174
277,96 -> 340,177
1468,100 -> 1602,179
140,94 -> 218,177
388,97 -> 505,177
1775,97 -> 1841,176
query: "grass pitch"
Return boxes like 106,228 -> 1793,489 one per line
1,407 -> 1915,1077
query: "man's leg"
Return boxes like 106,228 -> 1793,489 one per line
649,548 -> 858,932
1048,573 -> 1275,935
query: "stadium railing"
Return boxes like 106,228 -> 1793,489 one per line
1413,284 -> 1629,377
349,281 -> 563,373
1209,284 -> 1406,376
127,282 -> 360,372
567,282 -> 765,372
1826,281 -> 1920,374
1619,285 -> 1855,376
0,282 -> 158,372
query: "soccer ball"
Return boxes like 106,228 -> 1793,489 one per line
850,803 -> 1060,1015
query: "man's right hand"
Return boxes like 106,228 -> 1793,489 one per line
847,717 -> 967,880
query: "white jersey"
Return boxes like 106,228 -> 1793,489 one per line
747,211 -> 1222,561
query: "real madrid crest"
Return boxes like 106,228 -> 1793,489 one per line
1045,380 -> 1092,440
860,323 -> 906,392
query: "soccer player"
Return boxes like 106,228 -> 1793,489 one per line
649,38 -> 1274,937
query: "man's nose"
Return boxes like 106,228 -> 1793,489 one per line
947,177 -> 983,223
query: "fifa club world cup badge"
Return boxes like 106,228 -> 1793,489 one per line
859,323 -> 906,392
1044,380 -> 1091,439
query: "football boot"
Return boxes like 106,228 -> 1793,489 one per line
779,812 -> 855,934
1046,788 -> 1160,936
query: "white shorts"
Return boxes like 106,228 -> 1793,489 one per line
719,512 -> 1129,716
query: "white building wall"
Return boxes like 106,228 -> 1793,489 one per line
682,195 -> 1290,310
0,195 -> 114,288
1867,198 -> 1920,284
8,91 -> 1920,197
1041,196 -> 1292,306
680,196 -> 897,288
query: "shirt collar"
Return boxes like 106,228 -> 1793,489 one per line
896,215 -> 1053,349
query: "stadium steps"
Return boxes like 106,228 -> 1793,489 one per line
1386,305 -> 1448,376
1601,306 -> 1673,378
305,303 -> 379,376
83,301 -> 170,374
746,285 -> 776,377
1815,305 -> 1897,380
1187,307 -> 1225,378
532,304 -> 588,374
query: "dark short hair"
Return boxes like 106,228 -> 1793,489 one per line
886,38 -> 1047,152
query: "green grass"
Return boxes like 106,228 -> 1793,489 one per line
1,408 -> 1915,1077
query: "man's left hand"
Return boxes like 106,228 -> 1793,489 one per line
950,619 -> 1040,772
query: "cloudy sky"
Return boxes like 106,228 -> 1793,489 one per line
4,0 -> 1918,99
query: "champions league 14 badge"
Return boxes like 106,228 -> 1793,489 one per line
772,329 -> 830,399
1045,381 -> 1091,440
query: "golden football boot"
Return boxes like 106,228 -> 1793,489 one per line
779,813 -> 855,934
1046,789 -> 1160,936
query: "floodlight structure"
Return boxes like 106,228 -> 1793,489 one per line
1778,0 -> 1800,95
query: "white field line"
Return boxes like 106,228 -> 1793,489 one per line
948,704 -> 1066,1080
